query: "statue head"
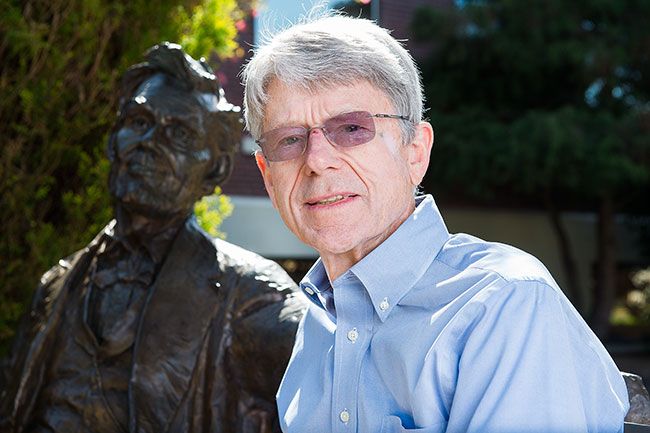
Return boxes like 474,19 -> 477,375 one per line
108,42 -> 241,219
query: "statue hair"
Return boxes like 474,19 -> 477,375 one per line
241,13 -> 424,144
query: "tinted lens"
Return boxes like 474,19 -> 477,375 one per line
324,111 -> 376,147
258,111 -> 378,162
260,126 -> 308,161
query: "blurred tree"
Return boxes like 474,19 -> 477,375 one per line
611,266 -> 650,326
413,0 -> 650,337
0,0 -> 245,354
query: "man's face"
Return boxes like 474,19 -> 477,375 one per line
109,73 -> 217,217
256,79 -> 431,273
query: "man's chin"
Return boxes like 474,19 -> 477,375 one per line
302,229 -> 360,255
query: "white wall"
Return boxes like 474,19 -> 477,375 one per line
220,195 -> 318,258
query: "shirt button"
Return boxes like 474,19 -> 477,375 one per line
339,409 -> 350,423
347,328 -> 358,342
379,297 -> 390,311
304,287 -> 315,295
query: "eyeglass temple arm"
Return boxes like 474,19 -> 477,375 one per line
372,113 -> 411,121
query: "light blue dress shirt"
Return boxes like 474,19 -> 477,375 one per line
276,195 -> 629,433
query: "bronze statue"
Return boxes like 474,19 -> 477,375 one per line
0,42 -> 305,433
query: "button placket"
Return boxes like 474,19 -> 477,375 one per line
331,276 -> 372,433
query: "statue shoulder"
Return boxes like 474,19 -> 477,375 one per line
33,254 -> 77,307
213,237 -> 296,288
35,221 -> 114,306
31,221 -> 115,315
185,218 -> 292,284
183,220 -> 305,320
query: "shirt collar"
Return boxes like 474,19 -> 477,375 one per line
300,258 -> 331,309
350,195 -> 450,322
299,195 -> 450,322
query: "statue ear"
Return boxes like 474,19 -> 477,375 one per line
201,153 -> 233,195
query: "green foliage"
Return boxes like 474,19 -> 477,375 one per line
194,186 -> 234,239
415,0 -> 650,325
0,0 -> 243,354
429,106 -> 650,203
414,0 -> 650,206
179,0 -> 242,59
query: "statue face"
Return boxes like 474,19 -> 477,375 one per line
108,73 -> 219,217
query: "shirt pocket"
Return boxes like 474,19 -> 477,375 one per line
380,415 -> 447,433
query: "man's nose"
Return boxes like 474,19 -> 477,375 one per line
302,128 -> 342,175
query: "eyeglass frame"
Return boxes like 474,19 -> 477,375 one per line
255,111 -> 412,162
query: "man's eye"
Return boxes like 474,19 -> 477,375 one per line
278,136 -> 304,147
342,123 -> 364,133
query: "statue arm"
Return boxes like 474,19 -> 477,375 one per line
0,226 -> 104,432
226,262 -> 306,433
0,260 -> 69,432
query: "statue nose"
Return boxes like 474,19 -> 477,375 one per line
115,126 -> 160,158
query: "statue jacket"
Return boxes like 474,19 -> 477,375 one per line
0,219 -> 305,433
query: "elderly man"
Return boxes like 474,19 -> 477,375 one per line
242,15 -> 630,433
1,43 -> 303,433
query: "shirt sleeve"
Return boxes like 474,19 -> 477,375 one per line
445,280 -> 629,433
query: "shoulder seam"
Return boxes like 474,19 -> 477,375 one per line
434,255 -> 555,289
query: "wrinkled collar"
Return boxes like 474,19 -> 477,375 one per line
300,195 -> 450,322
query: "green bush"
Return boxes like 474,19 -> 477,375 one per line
0,0 -> 244,355
195,186 -> 234,238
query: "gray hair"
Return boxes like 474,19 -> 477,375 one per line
241,14 -> 424,144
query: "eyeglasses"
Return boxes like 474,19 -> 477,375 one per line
256,110 -> 411,162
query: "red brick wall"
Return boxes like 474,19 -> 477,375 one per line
213,14 -> 255,110
212,12 -> 269,197
221,153 -> 268,197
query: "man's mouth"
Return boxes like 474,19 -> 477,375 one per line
306,194 -> 358,206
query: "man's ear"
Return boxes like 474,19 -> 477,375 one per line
201,153 -> 233,195
406,121 -> 434,186
255,151 -> 277,207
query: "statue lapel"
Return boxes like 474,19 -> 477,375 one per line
129,220 -> 226,433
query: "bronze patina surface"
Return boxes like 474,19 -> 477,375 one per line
0,43 -> 305,433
